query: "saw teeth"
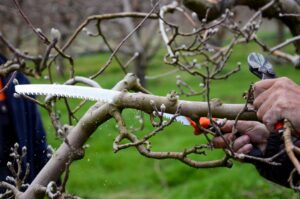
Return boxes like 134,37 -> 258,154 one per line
16,84 -> 121,103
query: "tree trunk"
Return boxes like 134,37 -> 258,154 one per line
134,54 -> 146,87
56,34 -> 67,78
277,20 -> 285,44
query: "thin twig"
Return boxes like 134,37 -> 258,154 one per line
90,1 -> 160,79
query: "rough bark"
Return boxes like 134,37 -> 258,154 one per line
116,92 -> 256,120
20,74 -> 140,199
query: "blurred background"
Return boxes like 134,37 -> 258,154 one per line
0,0 -> 299,198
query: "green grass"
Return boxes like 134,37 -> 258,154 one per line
32,36 -> 300,199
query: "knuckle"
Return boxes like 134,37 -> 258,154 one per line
274,77 -> 291,89
273,81 -> 284,90
262,114 -> 272,126
226,134 -> 234,143
244,144 -> 253,154
237,144 -> 252,154
262,111 -> 278,131
243,135 -> 250,144
256,109 -> 263,120
253,99 -> 259,109
274,100 -> 287,112
237,135 -> 250,146
279,77 -> 291,83
252,85 -> 259,97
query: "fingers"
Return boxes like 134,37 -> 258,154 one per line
232,135 -> 250,151
253,79 -> 277,98
217,120 -> 258,147
220,120 -> 257,135
212,120 -> 270,155
253,85 -> 274,109
262,104 -> 282,132
212,133 -> 233,148
255,93 -> 276,120
219,120 -> 235,132
213,134 -> 252,154
253,77 -> 289,131
236,144 -> 253,154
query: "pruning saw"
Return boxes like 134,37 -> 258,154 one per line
15,84 -> 223,134
15,52 -> 278,134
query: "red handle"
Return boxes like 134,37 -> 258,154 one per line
274,120 -> 284,131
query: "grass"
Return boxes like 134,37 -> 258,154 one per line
31,34 -> 300,199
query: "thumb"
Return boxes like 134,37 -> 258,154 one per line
219,120 -> 235,133
220,120 -> 257,135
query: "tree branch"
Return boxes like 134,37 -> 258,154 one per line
183,0 -> 300,54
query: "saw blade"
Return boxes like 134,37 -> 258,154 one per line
15,84 -> 192,126
162,113 -> 191,125
15,84 -> 121,103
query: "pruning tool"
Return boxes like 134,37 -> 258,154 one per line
14,84 -> 224,135
248,52 -> 284,132
14,84 -> 220,135
162,113 -> 224,135
14,53 -> 282,135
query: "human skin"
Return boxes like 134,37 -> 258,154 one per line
253,77 -> 300,133
212,120 -> 270,154
213,77 -> 300,153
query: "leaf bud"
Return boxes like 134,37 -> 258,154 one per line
50,28 -> 61,41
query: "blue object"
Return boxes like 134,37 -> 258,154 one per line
0,54 -> 49,183
0,54 -> 6,65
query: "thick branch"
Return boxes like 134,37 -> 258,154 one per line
115,92 -> 257,120
20,74 -> 139,199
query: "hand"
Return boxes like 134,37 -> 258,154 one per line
212,120 -> 270,154
253,77 -> 300,133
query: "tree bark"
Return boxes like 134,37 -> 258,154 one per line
122,0 -> 147,86
133,53 -> 147,87
277,20 -> 285,44
20,74 -> 140,199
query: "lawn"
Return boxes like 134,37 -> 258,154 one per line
32,33 -> 300,199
